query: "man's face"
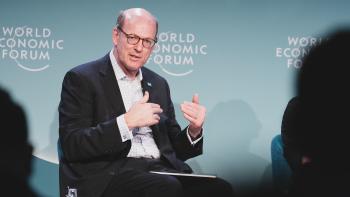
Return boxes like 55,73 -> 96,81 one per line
113,17 -> 157,75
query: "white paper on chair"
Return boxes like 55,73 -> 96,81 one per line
149,171 -> 217,179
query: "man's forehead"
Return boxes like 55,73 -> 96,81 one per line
123,16 -> 157,36
120,8 -> 157,37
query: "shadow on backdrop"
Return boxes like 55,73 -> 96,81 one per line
199,99 -> 269,196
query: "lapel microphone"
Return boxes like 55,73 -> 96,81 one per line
141,80 -> 152,95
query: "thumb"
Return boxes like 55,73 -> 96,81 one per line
140,91 -> 149,103
192,93 -> 199,104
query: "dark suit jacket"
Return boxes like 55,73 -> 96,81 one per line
58,54 -> 203,197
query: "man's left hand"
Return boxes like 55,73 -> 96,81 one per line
180,94 -> 206,139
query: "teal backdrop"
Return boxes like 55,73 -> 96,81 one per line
1,0 -> 350,196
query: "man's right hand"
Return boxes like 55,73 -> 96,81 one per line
124,91 -> 163,129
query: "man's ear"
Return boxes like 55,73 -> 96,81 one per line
112,27 -> 119,45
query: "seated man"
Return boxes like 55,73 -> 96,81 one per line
58,8 -> 233,197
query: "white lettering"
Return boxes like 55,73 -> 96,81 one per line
187,33 -> 195,43
0,38 -> 64,49
154,54 -> 163,65
38,40 -> 49,48
276,48 -> 282,57
165,55 -> 172,64
283,48 -> 291,58
299,37 -> 309,47
158,32 -> 168,42
6,39 -> 16,48
43,28 -> 51,38
2,27 -> 13,36
153,44 -> 160,53
291,48 -> 301,57
156,44 -> 207,55
1,49 -> 8,58
56,40 -> 64,49
161,44 -> 171,53
9,49 -> 18,59
18,39 -> 26,48
158,32 -> 196,43
288,36 -> 299,46
21,50 -> 28,59
0,38 -> 5,47
170,33 -> 177,42
178,33 -> 185,43
287,58 -> 302,69
26,28 -> 33,37
278,48 -> 309,59
199,45 -> 207,55
15,27 -> 25,37
40,51 -> 50,60
310,37 -> 317,46
182,45 -> 193,54
183,56 -> 193,65
152,55 -> 194,65
28,39 -> 38,48
2,49 -> 50,60
172,44 -> 182,54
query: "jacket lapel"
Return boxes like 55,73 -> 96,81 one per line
99,54 -> 126,116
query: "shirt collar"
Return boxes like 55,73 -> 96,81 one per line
109,49 -> 143,81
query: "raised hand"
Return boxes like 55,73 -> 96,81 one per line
180,94 -> 206,138
124,91 -> 163,129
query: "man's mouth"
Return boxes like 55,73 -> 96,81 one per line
129,54 -> 141,60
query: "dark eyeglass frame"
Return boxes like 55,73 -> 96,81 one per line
117,26 -> 157,48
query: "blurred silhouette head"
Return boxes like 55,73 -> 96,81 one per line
296,29 -> 350,172
0,87 -> 33,180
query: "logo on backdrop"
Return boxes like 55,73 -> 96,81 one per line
148,31 -> 208,77
275,36 -> 325,69
0,26 -> 64,72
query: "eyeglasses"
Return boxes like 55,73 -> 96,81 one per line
117,26 -> 157,48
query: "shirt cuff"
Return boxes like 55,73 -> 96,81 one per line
186,127 -> 203,146
116,114 -> 133,142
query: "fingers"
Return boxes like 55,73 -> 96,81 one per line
126,94 -> 163,128
192,93 -> 199,104
181,102 -> 198,118
153,114 -> 160,121
145,103 -> 162,114
145,103 -> 162,124
151,106 -> 163,114
181,101 -> 199,113
148,114 -> 160,126
139,92 -> 162,114
139,91 -> 149,103
181,99 -> 206,129
150,103 -> 161,108
183,112 -> 195,123
183,101 -> 199,108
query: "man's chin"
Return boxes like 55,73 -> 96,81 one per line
127,63 -> 144,69
126,64 -> 143,72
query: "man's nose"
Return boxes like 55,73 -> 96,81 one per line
134,40 -> 144,52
